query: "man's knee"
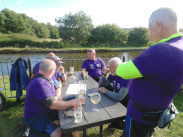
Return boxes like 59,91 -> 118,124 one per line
50,127 -> 61,137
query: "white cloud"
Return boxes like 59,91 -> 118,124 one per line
16,1 -> 22,5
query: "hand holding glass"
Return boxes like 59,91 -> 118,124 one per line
84,71 -> 88,80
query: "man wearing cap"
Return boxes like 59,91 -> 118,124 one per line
31,52 -> 55,79
50,56 -> 67,91
117,8 -> 183,137
81,48 -> 105,82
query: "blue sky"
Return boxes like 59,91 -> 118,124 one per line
0,0 -> 183,28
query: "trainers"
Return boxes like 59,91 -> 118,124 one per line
108,121 -> 125,130
108,123 -> 116,130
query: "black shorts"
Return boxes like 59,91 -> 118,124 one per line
121,114 -> 156,137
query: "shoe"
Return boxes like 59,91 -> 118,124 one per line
108,123 -> 116,130
108,121 -> 125,130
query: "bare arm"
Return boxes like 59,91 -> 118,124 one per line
58,65 -> 67,81
49,98 -> 85,110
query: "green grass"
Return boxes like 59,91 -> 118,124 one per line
0,76 -> 182,137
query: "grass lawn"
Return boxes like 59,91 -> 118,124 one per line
0,75 -> 182,137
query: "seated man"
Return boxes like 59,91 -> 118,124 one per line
81,48 -> 105,82
50,56 -> 67,83
31,52 -> 55,79
24,59 -> 85,137
98,57 -> 131,129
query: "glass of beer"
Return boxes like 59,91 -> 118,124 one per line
78,80 -> 86,98
74,101 -> 82,123
70,66 -> 74,76
90,92 -> 101,112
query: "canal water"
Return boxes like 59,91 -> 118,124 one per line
0,51 -> 143,75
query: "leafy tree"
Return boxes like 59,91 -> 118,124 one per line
20,13 -> 36,36
37,23 -> 50,38
127,27 -> 150,46
2,8 -> 26,33
90,24 -> 127,44
47,23 -> 59,39
55,11 -> 93,44
0,11 -> 6,33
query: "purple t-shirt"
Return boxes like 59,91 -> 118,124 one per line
128,36 -> 183,125
82,57 -> 105,78
107,74 -> 131,92
24,75 -> 56,118
33,62 -> 62,82
33,62 -> 41,75
54,71 -> 62,80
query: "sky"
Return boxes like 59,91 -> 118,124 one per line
0,0 -> 183,28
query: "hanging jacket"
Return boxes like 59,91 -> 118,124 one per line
10,58 -> 30,99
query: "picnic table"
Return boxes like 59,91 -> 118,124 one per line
58,73 -> 127,137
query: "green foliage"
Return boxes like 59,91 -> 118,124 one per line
0,8 -> 55,38
89,24 -> 127,46
127,27 -> 150,46
47,23 -> 59,39
56,10 -> 94,44
0,8 -> 153,48
2,8 -> 26,33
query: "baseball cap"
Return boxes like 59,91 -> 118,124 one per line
50,56 -> 64,65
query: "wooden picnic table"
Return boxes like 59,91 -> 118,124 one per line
58,73 -> 127,137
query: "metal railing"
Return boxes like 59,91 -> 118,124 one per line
0,55 -> 130,100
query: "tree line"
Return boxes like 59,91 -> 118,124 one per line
2,8 -> 182,48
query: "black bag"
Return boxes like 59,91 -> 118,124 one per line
143,110 -> 163,121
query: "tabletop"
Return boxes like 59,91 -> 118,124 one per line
58,73 -> 127,136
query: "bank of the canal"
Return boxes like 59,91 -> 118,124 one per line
0,47 -> 147,53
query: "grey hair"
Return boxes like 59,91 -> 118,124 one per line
39,59 -> 56,72
149,7 -> 177,28
109,57 -> 122,66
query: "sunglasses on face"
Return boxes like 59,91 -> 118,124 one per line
87,50 -> 95,53
53,59 -> 62,62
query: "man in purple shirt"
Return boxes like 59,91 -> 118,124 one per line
24,59 -> 85,136
116,8 -> 183,137
81,48 -> 105,82
99,57 -> 131,130
31,52 -> 55,79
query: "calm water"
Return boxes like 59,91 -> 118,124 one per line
0,51 -> 143,75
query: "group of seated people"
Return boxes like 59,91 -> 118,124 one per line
24,49 -> 130,137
